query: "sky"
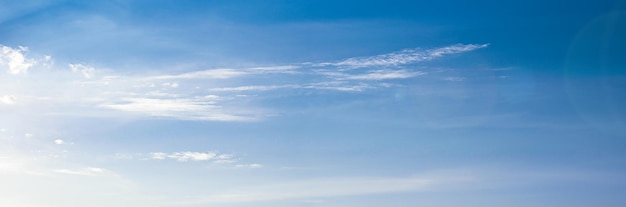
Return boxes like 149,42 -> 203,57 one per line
1,0 -> 626,206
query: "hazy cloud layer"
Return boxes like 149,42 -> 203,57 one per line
0,43 -> 487,121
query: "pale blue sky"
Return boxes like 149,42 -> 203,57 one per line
1,0 -> 626,206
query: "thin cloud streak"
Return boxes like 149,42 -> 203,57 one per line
150,151 -> 221,162
341,70 -> 426,80
100,98 -> 256,121
53,167 -> 105,176
147,65 -> 300,80
324,43 -> 489,68
147,69 -> 248,80
129,151 -> 259,168
210,84 -> 299,92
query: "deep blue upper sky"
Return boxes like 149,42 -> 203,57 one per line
1,0 -> 623,71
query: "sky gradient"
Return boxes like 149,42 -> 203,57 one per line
1,0 -> 626,207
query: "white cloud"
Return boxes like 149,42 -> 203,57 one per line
53,167 -> 105,176
1,95 -> 16,104
168,151 -> 217,161
0,45 -> 36,74
102,98 -> 210,112
143,151 -> 260,168
149,151 -> 237,162
150,152 -> 167,160
235,163 -> 263,168
217,154 -> 234,159
24,133 -> 33,138
69,63 -> 96,78
162,82 -> 179,88
54,139 -> 64,145
328,43 -> 489,68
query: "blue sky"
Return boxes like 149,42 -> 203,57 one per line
1,0 -> 626,206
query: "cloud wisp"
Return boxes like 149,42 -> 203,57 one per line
0,43 -> 487,122
150,151 -> 226,162
53,167 -> 105,176
114,151 -> 261,168
323,43 -> 489,68
99,97 -> 255,121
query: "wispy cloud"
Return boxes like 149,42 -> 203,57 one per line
53,167 -> 105,176
340,70 -> 426,80
127,150 -> 265,170
148,69 -> 248,80
235,163 -> 263,168
324,43 -> 489,68
210,84 -> 299,92
248,65 -> 300,73
302,81 -> 372,92
150,151 -> 219,162
99,97 -> 254,121
147,65 -> 300,80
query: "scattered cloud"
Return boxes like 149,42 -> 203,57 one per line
69,63 -> 96,78
54,139 -> 64,145
0,45 -> 36,74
